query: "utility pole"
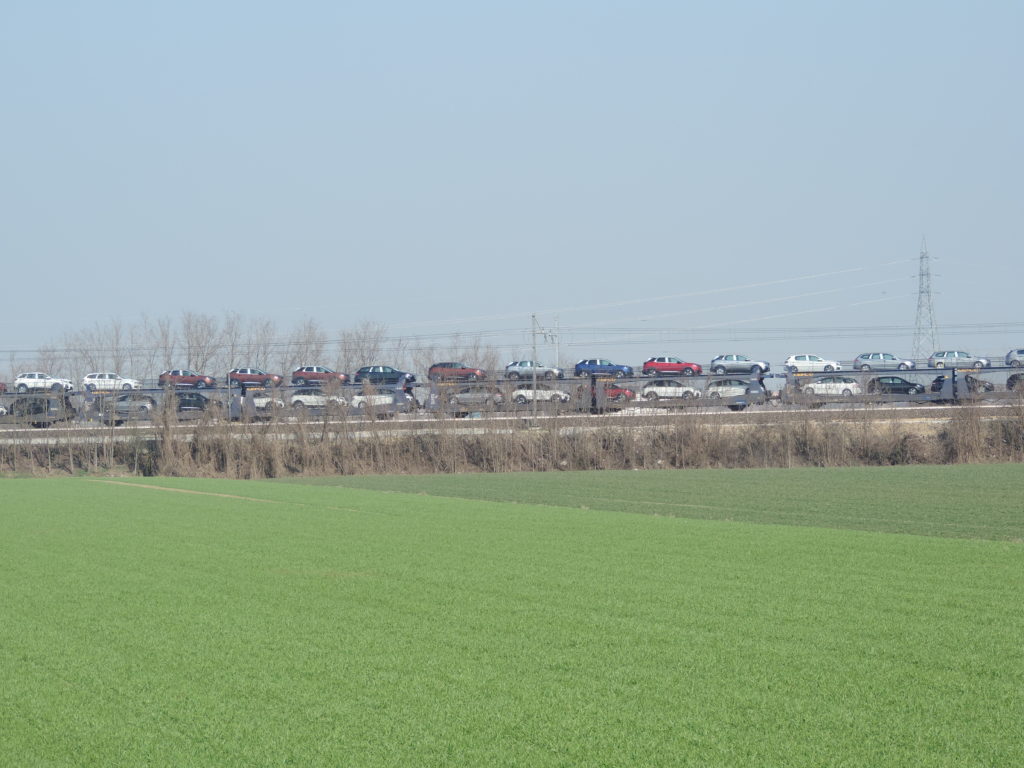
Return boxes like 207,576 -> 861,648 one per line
531,313 -> 538,420
912,237 -> 939,362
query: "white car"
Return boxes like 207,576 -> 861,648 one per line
82,372 -> 141,392
641,379 -> 701,400
252,393 -> 285,412
14,372 -> 75,393
799,376 -> 861,397
349,389 -> 415,413
784,354 -> 842,373
511,384 -> 570,405
290,387 -> 348,409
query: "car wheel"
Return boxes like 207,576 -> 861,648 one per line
514,395 -> 527,405
709,392 -> 721,399
842,389 -> 853,397
824,365 -> 834,372
682,368 -> 695,376
85,383 -> 95,392
752,365 -> 762,374
614,370 -> 624,378
544,371 -> 554,380
934,362 -> 945,369
507,372 -> 520,380
860,364 -> 871,372
1011,360 -> 1022,369
448,396 -> 460,406
713,366 -> 726,375
51,383 -> 62,393
295,377 -> 306,386
196,381 -> 206,389
122,383 -> 132,390
467,373 -> 478,381
16,384 -> 27,393
728,404 -> 747,411
898,363 -> 909,371
803,387 -> 815,395
973,361 -> 985,369
644,392 -> 658,400
681,391 -> 692,399
292,401 -> 306,410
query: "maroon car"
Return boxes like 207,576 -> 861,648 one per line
158,369 -> 217,388
291,366 -> 349,386
427,362 -> 487,381
227,368 -> 283,387
641,357 -> 703,377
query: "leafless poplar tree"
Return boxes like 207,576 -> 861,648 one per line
181,312 -> 221,372
279,318 -> 327,374
338,320 -> 394,373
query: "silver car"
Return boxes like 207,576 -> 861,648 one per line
852,352 -> 915,371
1005,349 -> 1024,368
504,361 -> 564,380
444,385 -> 504,409
709,354 -> 770,375
927,351 -> 990,369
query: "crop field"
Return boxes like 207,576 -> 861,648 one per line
2,466 -> 1022,766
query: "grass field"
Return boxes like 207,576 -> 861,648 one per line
2,466 -> 1022,766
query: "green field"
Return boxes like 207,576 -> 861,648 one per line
2,466 -> 1022,766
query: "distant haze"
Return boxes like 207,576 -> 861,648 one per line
2,2 -> 1021,374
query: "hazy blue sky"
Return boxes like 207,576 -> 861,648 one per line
3,1 -> 1021,370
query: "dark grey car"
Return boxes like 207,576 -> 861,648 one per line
102,392 -> 158,425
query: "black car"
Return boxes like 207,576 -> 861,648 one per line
7,395 -> 77,427
866,376 -> 925,396
353,366 -> 416,386
930,374 -> 994,395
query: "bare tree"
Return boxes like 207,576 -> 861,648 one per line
241,316 -> 276,371
220,312 -> 244,373
338,320 -> 393,374
181,312 -> 221,372
143,315 -> 178,373
278,318 -> 327,375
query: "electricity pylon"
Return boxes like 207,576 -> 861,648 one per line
912,237 -> 939,360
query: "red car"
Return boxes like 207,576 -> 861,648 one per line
604,384 -> 636,402
227,368 -> 283,387
427,362 -> 487,381
158,369 -> 217,388
291,366 -> 349,386
641,356 -> 702,377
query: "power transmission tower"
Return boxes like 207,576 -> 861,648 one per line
912,237 -> 939,360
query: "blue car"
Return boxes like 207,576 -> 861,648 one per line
573,359 -> 634,378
